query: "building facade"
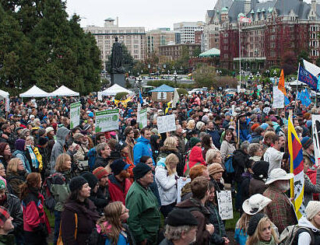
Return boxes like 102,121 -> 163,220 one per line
84,18 -> 146,69
173,22 -> 205,44
146,28 -> 176,57
159,44 -> 201,61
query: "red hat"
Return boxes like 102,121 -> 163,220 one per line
93,167 -> 109,180
251,123 -> 260,132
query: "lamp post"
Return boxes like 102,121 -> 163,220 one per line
273,70 -> 277,84
174,70 -> 178,88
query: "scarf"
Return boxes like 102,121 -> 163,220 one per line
26,146 -> 39,169
257,235 -> 276,245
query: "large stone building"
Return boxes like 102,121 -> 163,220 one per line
84,18 -> 146,69
146,28 -> 176,57
173,21 -> 205,44
159,43 -> 201,61
203,0 -> 320,70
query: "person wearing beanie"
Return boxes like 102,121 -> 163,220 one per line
0,206 -> 14,244
92,167 -> 110,210
61,176 -> 99,245
297,201 -> 320,244
249,161 -> 269,196
126,163 -> 161,244
302,136 -> 315,168
159,209 -> 198,245
108,159 -> 132,205
246,213 -> 278,245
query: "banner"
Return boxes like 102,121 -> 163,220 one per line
298,65 -> 318,90
272,86 -> 284,108
139,109 -> 148,129
70,102 -> 81,129
5,97 -> 9,112
312,115 -> 320,166
95,109 -> 119,133
217,190 -> 233,220
157,114 -> 176,134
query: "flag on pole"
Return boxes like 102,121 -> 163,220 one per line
278,69 -> 287,96
300,89 -> 311,107
288,117 -> 305,219
138,91 -> 143,105
317,75 -> 320,92
298,65 -> 318,90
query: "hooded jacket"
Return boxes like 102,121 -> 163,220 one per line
49,127 -> 70,173
183,146 -> 206,176
133,137 -> 154,165
297,216 -> 320,244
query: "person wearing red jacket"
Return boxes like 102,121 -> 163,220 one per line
21,172 -> 51,245
183,146 -> 206,176
108,159 -> 132,205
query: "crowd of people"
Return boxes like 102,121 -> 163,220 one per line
0,89 -> 319,245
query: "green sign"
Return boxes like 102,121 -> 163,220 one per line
139,109 -> 147,129
70,102 -> 81,129
95,109 -> 119,133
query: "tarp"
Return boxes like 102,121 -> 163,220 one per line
50,85 -> 79,97
0,89 -> 9,99
100,84 -> 134,96
150,84 -> 175,92
20,85 -> 49,98
199,48 -> 220,58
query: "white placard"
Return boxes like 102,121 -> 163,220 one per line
95,109 -> 119,133
5,97 -> 9,112
70,102 -> 81,129
157,92 -> 167,100
98,92 -> 102,101
139,109 -> 148,129
137,103 -> 141,123
216,190 -> 233,220
312,115 -> 320,166
157,114 -> 176,134
272,86 -> 284,109
257,85 -> 262,91
177,178 -> 191,203
237,85 -> 241,93
232,105 -> 236,116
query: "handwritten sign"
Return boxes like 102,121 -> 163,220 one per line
216,190 -> 233,220
157,114 -> 176,134
177,178 -> 191,203
70,102 -> 81,129
272,86 -> 284,109
139,109 -> 148,129
95,109 -> 119,133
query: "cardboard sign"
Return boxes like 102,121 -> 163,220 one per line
70,102 -> 81,129
216,190 -> 233,220
157,114 -> 176,134
95,109 -> 119,133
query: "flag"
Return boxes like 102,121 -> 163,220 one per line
139,91 -> 143,105
172,88 -> 179,108
284,96 -> 290,106
298,65 -> 318,90
288,117 -> 305,219
278,69 -> 287,96
300,89 -> 311,107
318,76 -> 320,92
296,91 -> 301,101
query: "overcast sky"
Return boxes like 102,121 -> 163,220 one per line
65,0 -> 313,30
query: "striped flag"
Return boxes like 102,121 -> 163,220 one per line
288,117 -> 305,218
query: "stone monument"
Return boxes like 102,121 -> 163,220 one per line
111,37 -> 126,87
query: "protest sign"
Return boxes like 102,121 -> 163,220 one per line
157,114 -> 176,134
257,85 -> 262,91
216,190 -> 233,220
70,102 -> 81,129
5,97 -> 9,112
312,115 -> 320,166
272,86 -> 284,108
95,109 -> 119,133
139,109 -> 148,129
177,178 -> 191,203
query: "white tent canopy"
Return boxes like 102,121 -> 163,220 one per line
20,85 -> 49,98
0,89 -> 9,99
288,80 -> 305,86
50,85 -> 79,97
100,84 -> 134,96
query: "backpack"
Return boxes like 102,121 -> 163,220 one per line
57,213 -> 78,245
42,172 -> 65,212
279,225 -> 315,245
225,154 -> 234,173
88,147 -> 97,171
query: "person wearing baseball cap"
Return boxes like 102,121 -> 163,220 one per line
126,163 -> 160,245
108,159 -> 132,205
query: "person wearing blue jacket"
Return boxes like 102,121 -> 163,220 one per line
133,128 -> 154,165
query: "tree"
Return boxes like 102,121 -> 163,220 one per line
281,51 -> 297,75
193,64 -> 217,88
193,47 -> 201,57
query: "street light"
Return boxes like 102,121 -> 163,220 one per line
136,76 -> 142,89
174,70 -> 178,87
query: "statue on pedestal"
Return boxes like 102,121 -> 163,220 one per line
111,37 -> 125,74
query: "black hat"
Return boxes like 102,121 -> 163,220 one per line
252,161 -> 269,182
81,172 -> 98,189
38,137 -> 49,146
247,213 -> 266,236
110,159 -> 130,175
69,176 -> 88,192
133,163 -> 152,180
166,209 -> 198,227
118,142 -> 128,151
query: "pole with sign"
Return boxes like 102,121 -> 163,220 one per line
95,109 -> 119,133
70,102 -> 81,129
139,109 -> 148,129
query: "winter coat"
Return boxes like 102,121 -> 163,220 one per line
297,216 -> 320,245
125,181 -> 161,244
206,202 -> 227,245
108,174 -> 132,205
93,155 -> 113,170
249,178 -> 267,196
183,146 -> 206,176
159,238 -> 174,245
50,171 -> 71,212
49,127 -> 70,173
155,165 -> 178,206
133,137 -> 154,165
12,150 -> 31,173
304,171 -> 320,206
157,147 -> 183,177
207,127 -> 221,149
175,197 -> 211,245
6,171 -> 27,198
233,149 -> 251,183
61,199 -> 100,245
220,140 -> 236,162
72,142 -> 89,162
306,168 -> 320,200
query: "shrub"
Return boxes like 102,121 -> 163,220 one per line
115,92 -> 128,100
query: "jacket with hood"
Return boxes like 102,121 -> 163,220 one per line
297,216 -> 320,244
12,150 -> 31,173
183,146 -> 206,176
306,167 -> 320,201
133,137 -> 154,165
49,127 -> 70,173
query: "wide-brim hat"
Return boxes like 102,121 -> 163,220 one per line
242,194 -> 272,215
265,168 -> 294,185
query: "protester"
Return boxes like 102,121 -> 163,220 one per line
6,158 -> 27,197
133,128 -> 154,165
0,206 -> 15,245
0,143 -> 11,169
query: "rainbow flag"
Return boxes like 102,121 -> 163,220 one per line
288,117 -> 305,218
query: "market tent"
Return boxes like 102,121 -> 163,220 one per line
199,48 -> 220,58
0,89 -> 9,99
149,84 -> 175,92
50,85 -> 79,97
288,80 -> 305,86
100,84 -> 134,96
20,85 -> 49,98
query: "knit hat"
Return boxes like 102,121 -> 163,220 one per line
260,123 -> 269,131
45,127 -> 54,134
0,206 -> 11,226
189,137 -> 201,148
38,128 -> 46,137
251,123 -> 260,132
73,133 -> 84,141
202,115 -> 209,124
306,201 -> 320,220
252,161 -> 269,182
208,163 -> 224,176
93,167 -> 109,180
69,176 -> 88,192
247,213 -> 266,236
196,121 -> 205,131
151,128 -> 158,135
0,177 -> 6,190
110,159 -> 130,175
81,172 -> 98,189
15,139 -> 25,151
38,137 -> 49,146
133,163 -> 152,180
301,137 -> 313,150
166,209 -> 198,227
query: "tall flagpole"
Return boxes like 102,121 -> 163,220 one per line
295,63 -> 300,114
239,21 -> 241,89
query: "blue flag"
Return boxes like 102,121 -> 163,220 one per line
296,91 -> 301,101
284,96 -> 290,106
300,89 -> 311,107
298,66 -> 318,90
139,91 -> 143,105
318,76 -> 320,92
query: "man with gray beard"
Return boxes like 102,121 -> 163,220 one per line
263,168 -> 298,233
